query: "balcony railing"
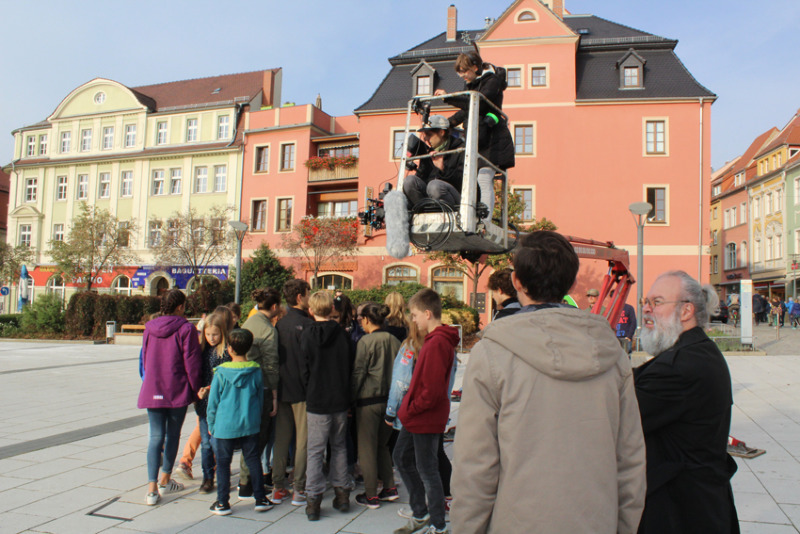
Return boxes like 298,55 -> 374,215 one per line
308,164 -> 358,182
750,259 -> 785,273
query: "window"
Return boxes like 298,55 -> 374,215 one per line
517,10 -> 536,22
645,120 -> 666,154
124,124 -> 136,147
81,129 -> 92,151
192,220 -> 205,244
211,218 -> 225,244
46,275 -> 65,302
796,178 -> 800,204
712,185 -> 722,196
252,200 -> 267,231
156,122 -> 168,145
52,223 -> 65,242
102,127 -> 114,150
186,118 -> 198,142
152,170 -> 165,195
530,67 -> 547,87
507,68 -> 522,88
317,145 -> 359,158
740,241 -> 748,268
646,187 -> 666,223
775,189 -> 782,212
280,143 -> 295,171
734,172 -> 744,186
766,237 -> 774,261
118,221 -> 130,248
38,134 -> 47,155
148,221 -> 163,247
386,265 -> 418,285
725,243 -> 737,270
26,136 -> 36,157
514,125 -> 534,155
60,131 -> 71,153
623,66 -> 640,87
94,92 -> 106,104
56,176 -> 67,201
713,206 -> 718,220
753,196 -> 760,219
712,255 -> 718,274
25,178 -> 37,202
18,224 -> 32,247
167,219 -> 179,245
217,115 -> 230,139
256,146 -> 269,172
754,238 -> 761,263
515,188 -> 534,221
778,153 -> 782,166
120,171 -> 133,197
170,169 -> 182,195
277,198 -> 293,231
393,130 -> 407,159
194,167 -> 208,193
415,75 -> 431,96
77,174 -> 88,199
731,206 -> 737,225
213,165 -> 226,192
740,203 -> 747,225
98,173 -> 110,198
311,274 -> 352,291
712,230 -> 718,245
112,276 -> 132,295
723,209 -> 730,230
432,266 -> 464,302
317,200 -> 357,218
766,193 -> 772,215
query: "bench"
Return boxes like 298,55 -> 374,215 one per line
121,324 -> 145,333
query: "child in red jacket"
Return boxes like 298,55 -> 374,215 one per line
393,289 -> 459,534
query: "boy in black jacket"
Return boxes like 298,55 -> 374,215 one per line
300,291 -> 353,521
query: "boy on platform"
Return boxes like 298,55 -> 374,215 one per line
207,328 -> 274,516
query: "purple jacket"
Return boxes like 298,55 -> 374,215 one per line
137,315 -> 202,409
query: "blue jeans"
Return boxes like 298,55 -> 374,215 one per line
393,429 -> 446,530
213,434 -> 266,505
147,407 -> 188,483
198,416 -> 216,480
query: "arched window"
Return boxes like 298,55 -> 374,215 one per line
386,265 -> 418,285
112,275 -> 132,296
740,241 -> 748,268
46,275 -> 65,302
432,266 -> 464,303
311,273 -> 352,291
517,10 -> 537,22
725,243 -> 737,270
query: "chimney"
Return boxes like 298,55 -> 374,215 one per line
551,0 -> 564,19
446,5 -> 457,42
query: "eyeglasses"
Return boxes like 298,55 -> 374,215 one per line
641,298 -> 690,308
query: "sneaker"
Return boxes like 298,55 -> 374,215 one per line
397,506 -> 414,519
198,479 -> 215,494
443,427 -> 456,442
158,479 -> 184,494
444,496 -> 452,514
291,491 -> 307,506
378,486 -> 400,502
209,500 -> 231,516
238,482 -> 254,499
271,487 -> 290,504
254,497 -> 274,512
145,492 -> 160,506
425,526 -> 448,534
173,462 -> 193,480
393,515 -> 430,534
450,389 -> 462,402
356,493 -> 380,509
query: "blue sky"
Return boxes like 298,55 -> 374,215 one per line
1,0 -> 798,170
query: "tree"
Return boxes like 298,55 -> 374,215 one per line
149,206 -> 236,292
0,242 -> 35,285
49,202 -> 139,291
281,216 -> 359,286
240,243 -> 295,299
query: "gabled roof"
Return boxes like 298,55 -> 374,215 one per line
755,110 -> 800,159
389,31 -> 483,66
734,127 -> 780,176
563,15 -> 673,49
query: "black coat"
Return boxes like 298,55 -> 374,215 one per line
416,135 -> 466,193
275,306 -> 315,403
300,320 -> 352,414
633,327 -> 739,534
444,64 -> 515,171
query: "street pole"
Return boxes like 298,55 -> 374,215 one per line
629,202 -> 653,349
228,221 -> 249,305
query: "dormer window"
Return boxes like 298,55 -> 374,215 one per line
623,67 -> 639,88
617,49 -> 646,90
411,61 -> 436,97
416,75 -> 431,96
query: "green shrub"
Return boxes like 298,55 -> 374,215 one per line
215,280 -> 236,308
0,314 -> 21,328
93,294 -> 118,337
66,291 -> 98,336
116,295 -> 144,325
442,306 -> 479,335
347,283 -> 428,307
21,293 -> 65,334
240,244 -> 295,299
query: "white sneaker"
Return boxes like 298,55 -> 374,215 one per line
398,506 -> 414,519
145,492 -> 160,506
158,479 -> 185,494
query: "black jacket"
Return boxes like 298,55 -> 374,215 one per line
492,297 -> 521,321
300,320 -> 352,414
276,306 -> 315,403
634,327 -> 739,534
417,135 -> 466,193
444,64 -> 515,171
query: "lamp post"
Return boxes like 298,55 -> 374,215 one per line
629,201 -> 652,345
228,221 -> 248,304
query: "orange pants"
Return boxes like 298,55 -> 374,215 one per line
179,418 -> 202,468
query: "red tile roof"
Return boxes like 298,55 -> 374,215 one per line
734,127 -> 780,176
755,110 -> 800,158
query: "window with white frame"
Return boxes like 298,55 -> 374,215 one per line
712,255 -> 718,274
766,236 -> 774,261
117,221 -> 130,248
46,275 -> 65,302
415,75 -> 431,96
120,170 -> 133,197
25,178 -> 37,202
112,276 -> 133,295
280,143 -> 295,171
167,219 -> 179,245
81,129 -> 92,151
170,169 -> 182,195
432,266 -> 465,302
645,120 -> 666,154
712,184 -> 721,196
740,241 -> 747,267
731,206 -> 737,225
515,188 -> 534,221
98,173 -> 111,198
392,130 -> 407,159
256,146 -> 269,172
777,234 -> 783,259
211,218 -> 225,244
151,170 -> 165,195
194,167 -> 208,193
514,125 -> 534,155
192,219 -> 205,244
60,131 -> 71,153
276,198 -> 293,231
317,200 -> 357,218
102,126 -> 114,149
766,193 -> 773,214
734,172 -> 744,186
213,165 -> 226,192
712,230 -> 718,245
38,134 -> 47,155
507,68 -> 522,88
775,189 -> 782,212
623,66 -> 640,88
156,122 -> 168,145
252,200 -> 267,231
723,209 -> 730,229
754,238 -> 761,263
52,223 -> 64,242
148,220 -> 163,247
311,273 -> 352,291
740,203 -> 747,224
217,115 -> 230,139
386,265 -> 418,285
753,196 -> 760,219
646,186 -> 667,223
530,67 -> 547,87
77,174 -> 88,199
18,224 -> 32,247
124,124 -> 136,147
56,176 -> 67,201
26,136 -> 36,157
186,118 -> 198,142
725,243 -> 737,270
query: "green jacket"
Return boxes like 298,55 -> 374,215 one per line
352,330 -> 401,404
242,312 -> 279,391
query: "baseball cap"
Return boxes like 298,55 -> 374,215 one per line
586,288 -> 599,297
419,115 -> 450,131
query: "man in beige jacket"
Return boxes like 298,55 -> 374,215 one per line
451,231 -> 646,533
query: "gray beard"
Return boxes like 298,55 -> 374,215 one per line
640,309 -> 684,356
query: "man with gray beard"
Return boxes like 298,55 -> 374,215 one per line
634,271 -> 740,534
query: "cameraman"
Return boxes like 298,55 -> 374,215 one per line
402,115 -> 465,208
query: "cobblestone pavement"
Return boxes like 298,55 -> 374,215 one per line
0,334 -> 798,533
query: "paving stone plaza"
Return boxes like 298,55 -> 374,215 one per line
1,324 -> 800,533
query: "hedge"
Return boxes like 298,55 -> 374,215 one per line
67,292 -> 160,338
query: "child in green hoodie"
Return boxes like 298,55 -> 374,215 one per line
207,328 -> 274,516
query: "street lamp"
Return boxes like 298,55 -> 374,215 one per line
629,201 -> 652,345
228,221 -> 248,304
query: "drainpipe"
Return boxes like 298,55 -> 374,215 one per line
698,97 -> 705,280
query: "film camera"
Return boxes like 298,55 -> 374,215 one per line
357,183 -> 393,230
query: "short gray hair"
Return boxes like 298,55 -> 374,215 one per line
657,270 -> 719,329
